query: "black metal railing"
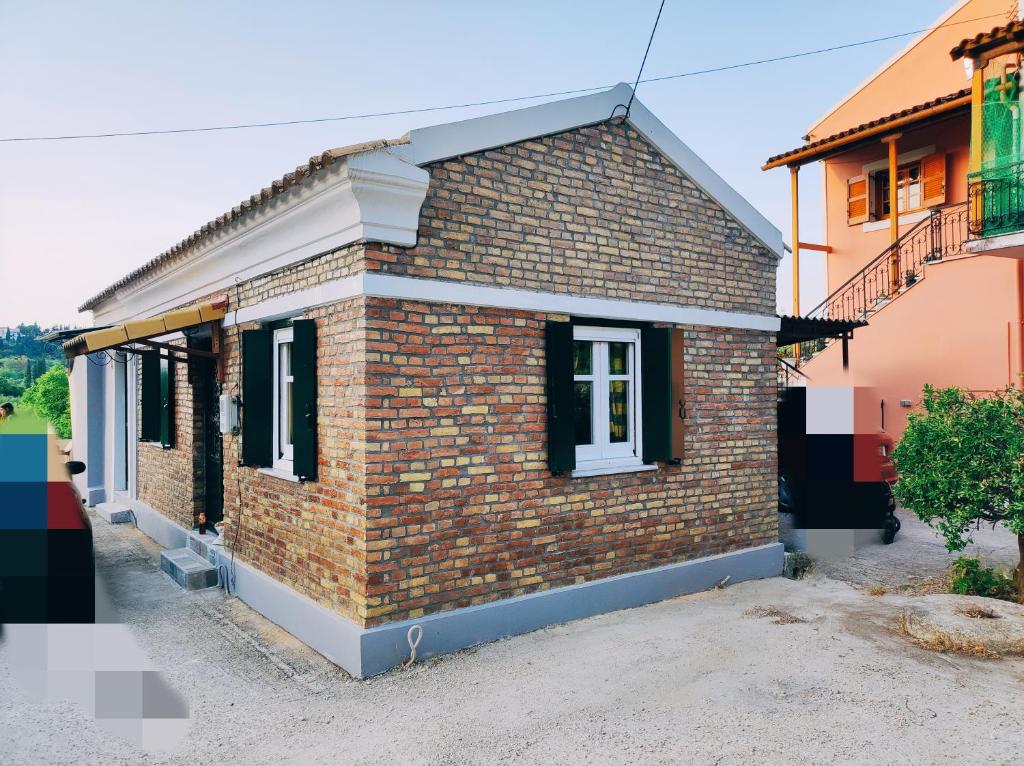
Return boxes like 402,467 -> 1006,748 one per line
968,160 -> 1024,237
806,201 -> 968,324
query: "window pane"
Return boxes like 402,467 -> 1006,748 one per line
907,165 -> 921,210
574,382 -> 593,445
609,381 -> 629,443
608,342 -> 629,375
573,341 -> 592,375
285,381 -> 294,446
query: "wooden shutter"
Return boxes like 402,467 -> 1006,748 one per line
241,328 -> 272,467
641,327 -> 673,463
921,153 -> 946,207
847,175 -> 869,224
291,319 -> 318,482
670,328 -> 685,460
545,320 -> 575,474
159,356 -> 174,448
140,351 -> 161,442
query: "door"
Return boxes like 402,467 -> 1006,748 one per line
191,338 -> 224,527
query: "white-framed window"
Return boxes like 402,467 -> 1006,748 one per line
272,326 -> 294,474
572,325 -> 643,472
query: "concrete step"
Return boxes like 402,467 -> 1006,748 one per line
185,530 -> 223,565
160,547 -> 219,591
95,502 -> 134,524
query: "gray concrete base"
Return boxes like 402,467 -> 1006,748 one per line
111,496 -> 783,678
160,548 -> 219,591
95,502 -> 133,524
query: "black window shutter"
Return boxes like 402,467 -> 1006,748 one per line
670,328 -> 686,460
140,351 -> 161,442
641,326 -> 673,463
241,328 -> 273,467
159,356 -> 175,448
291,319 -> 318,481
545,320 -> 575,474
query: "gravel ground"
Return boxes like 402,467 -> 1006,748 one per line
2,512 -> 1023,765
813,508 -> 1019,592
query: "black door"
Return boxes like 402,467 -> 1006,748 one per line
191,338 -> 224,527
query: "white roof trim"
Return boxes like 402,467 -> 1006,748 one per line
807,0 -> 972,138
394,83 -> 783,259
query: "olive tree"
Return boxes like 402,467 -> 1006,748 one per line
892,385 -> 1024,596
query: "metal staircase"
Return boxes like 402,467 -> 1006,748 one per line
799,201 -> 969,361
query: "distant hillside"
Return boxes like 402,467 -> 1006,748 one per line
0,323 -> 69,399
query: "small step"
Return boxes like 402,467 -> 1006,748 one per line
160,547 -> 219,591
95,502 -> 134,524
185,529 -> 223,565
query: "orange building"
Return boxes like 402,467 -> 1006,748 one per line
765,0 -> 1024,438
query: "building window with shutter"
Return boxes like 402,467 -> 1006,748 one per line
546,320 -> 683,477
140,350 -> 174,448
273,327 -> 294,473
572,326 -> 643,472
847,152 -> 945,226
241,318 -> 318,481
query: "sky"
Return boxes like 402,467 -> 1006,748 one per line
0,0 -> 965,328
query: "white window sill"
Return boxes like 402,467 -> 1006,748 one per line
571,463 -> 658,478
862,210 -> 929,232
258,466 -> 301,483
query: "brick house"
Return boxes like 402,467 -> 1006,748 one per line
67,83 -> 784,677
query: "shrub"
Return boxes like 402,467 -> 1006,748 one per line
949,556 -> 1017,601
892,385 -> 1024,598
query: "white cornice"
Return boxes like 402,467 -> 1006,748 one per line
222,272 -> 780,333
92,151 -> 429,325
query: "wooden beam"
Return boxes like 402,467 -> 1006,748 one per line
797,241 -> 833,253
791,166 -> 801,366
883,134 -> 901,294
969,66 -> 984,174
210,321 -> 226,383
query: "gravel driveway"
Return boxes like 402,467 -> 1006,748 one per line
814,508 -> 1020,591
2,512 -> 1023,765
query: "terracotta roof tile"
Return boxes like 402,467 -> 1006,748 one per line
950,20 -> 1024,61
763,88 -> 970,169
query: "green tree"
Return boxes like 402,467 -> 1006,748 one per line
21,363 -> 71,439
892,385 -> 1024,597
0,376 -> 23,398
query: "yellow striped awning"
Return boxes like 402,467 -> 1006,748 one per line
64,297 -> 228,357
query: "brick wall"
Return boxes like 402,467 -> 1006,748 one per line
219,296 -> 367,620
124,122 -> 778,630
360,299 -> 777,625
136,342 -> 200,531
369,121 -> 776,315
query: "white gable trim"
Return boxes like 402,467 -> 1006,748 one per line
221,272 -> 780,333
395,83 -> 783,259
86,85 -> 782,320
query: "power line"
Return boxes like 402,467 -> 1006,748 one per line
625,0 -> 668,118
0,11 -> 1007,144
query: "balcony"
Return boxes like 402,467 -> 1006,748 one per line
966,161 -> 1024,258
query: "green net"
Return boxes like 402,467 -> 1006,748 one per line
977,70 -> 1022,235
